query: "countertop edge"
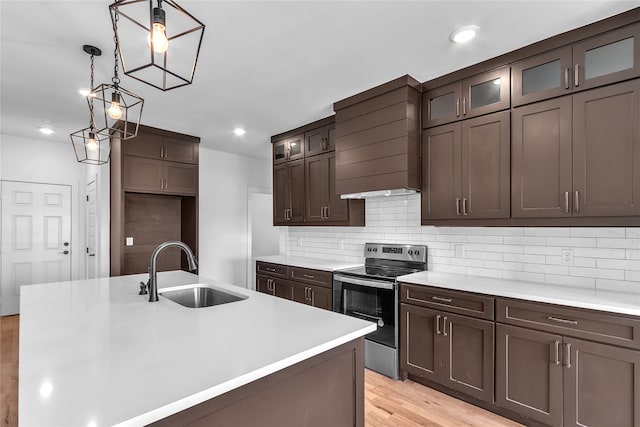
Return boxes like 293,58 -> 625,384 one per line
254,255 -> 363,272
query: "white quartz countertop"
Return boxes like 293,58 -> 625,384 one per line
398,271 -> 640,317
19,271 -> 375,426
254,254 -> 362,271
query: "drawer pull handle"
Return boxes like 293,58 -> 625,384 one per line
435,315 -> 442,335
554,341 -> 560,365
547,316 -> 578,325
432,296 -> 453,303
265,267 -> 276,272
303,274 -> 315,279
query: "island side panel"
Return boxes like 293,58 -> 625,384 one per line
151,337 -> 365,427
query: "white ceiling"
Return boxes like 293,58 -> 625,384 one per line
1,1 -> 638,160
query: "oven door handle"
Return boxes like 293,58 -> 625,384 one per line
333,274 -> 395,290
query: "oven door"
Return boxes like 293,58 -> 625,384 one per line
333,274 -> 396,348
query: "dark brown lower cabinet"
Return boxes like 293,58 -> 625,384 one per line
290,281 -> 332,310
496,323 -> 640,427
400,303 -> 495,402
255,274 -> 290,299
256,262 -> 333,311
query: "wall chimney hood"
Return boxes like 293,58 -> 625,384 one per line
333,75 -> 422,198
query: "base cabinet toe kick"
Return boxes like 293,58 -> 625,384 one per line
399,282 -> 640,427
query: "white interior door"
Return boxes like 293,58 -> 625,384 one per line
247,189 -> 280,290
1,181 -> 72,315
86,176 -> 97,279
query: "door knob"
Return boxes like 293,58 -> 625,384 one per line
64,242 -> 69,246
59,250 -> 69,255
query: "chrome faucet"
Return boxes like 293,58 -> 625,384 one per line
148,241 -> 198,302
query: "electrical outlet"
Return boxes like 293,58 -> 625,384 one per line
561,249 -> 573,265
126,237 -> 133,246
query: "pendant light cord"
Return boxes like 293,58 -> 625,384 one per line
89,53 -> 96,132
112,9 -> 120,89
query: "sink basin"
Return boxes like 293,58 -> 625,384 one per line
159,284 -> 248,308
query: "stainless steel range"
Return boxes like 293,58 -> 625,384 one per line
333,243 -> 427,379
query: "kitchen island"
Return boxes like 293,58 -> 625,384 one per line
19,271 -> 375,426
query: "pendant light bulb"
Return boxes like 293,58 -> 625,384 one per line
148,7 -> 168,53
86,132 -> 98,152
108,92 -> 123,120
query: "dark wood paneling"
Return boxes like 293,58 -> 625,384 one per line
334,74 -> 420,111
572,79 -> 640,217
495,324 -> 563,427
336,153 -> 411,180
336,120 -> 413,151
497,298 -> 640,350
462,111 -> 510,219
401,284 -> 494,321
564,337 -> 640,427
511,96 -> 573,218
336,136 -> 409,165
336,101 -> 416,137
335,171 -> 413,196
400,303 -> 441,381
151,338 -> 365,427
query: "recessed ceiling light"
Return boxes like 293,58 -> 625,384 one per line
39,127 -> 54,135
233,128 -> 246,136
449,25 -> 480,43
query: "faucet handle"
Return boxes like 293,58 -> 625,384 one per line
139,281 -> 149,295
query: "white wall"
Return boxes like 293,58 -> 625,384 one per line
86,163 -> 111,278
286,194 -> 640,293
0,133 -> 89,280
198,148 -> 272,287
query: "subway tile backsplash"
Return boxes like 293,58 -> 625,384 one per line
285,194 -> 640,293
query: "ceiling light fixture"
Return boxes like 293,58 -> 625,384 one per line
70,45 -> 111,165
109,0 -> 206,91
233,128 -> 246,136
92,14 -> 144,141
39,127 -> 54,135
449,25 -> 480,44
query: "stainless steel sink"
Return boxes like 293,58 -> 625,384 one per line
159,284 -> 248,308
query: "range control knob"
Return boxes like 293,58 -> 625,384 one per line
408,250 -> 414,256
415,250 -> 420,256
373,248 -> 377,252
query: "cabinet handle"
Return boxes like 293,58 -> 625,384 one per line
574,64 -> 580,87
442,316 -> 448,337
547,316 -> 578,325
553,341 -> 560,365
462,97 -> 466,115
564,68 -> 570,89
456,99 -> 460,117
564,343 -> 572,368
564,191 -> 569,213
574,191 -> 580,214
265,267 -> 276,272
310,288 -> 314,306
435,315 -> 442,335
456,198 -> 461,216
462,198 -> 468,216
432,296 -> 453,303
161,146 -> 164,158
303,274 -> 315,279
325,206 -> 330,219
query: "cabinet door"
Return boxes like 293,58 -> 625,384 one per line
573,23 -> 640,91
305,154 -> 329,222
287,134 -> 305,162
423,82 -> 462,128
461,111 -> 510,219
400,304 -> 441,382
462,67 -> 510,119
272,139 -> 288,165
290,282 -> 308,305
495,324 -> 563,427
327,152 -> 349,222
164,162 -> 197,195
123,156 -> 164,193
511,97 -> 573,218
289,160 -> 305,223
563,337 -> 640,427
512,46 -> 573,106
273,163 -> 290,225
309,284 -> 332,311
421,123 -> 462,220
442,313 -> 494,402
572,80 -> 640,217
123,131 -> 164,160
305,124 -> 334,157
256,275 -> 274,295
163,137 -> 198,164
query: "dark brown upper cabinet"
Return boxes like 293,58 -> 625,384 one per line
512,79 -> 640,218
423,67 -> 510,128
273,159 -> 305,225
123,157 -> 198,196
272,133 -> 304,165
422,111 -> 510,222
123,132 -> 198,164
512,23 -> 640,106
304,123 -> 335,157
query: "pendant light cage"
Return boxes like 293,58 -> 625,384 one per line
91,23 -> 144,140
70,45 -> 112,165
109,0 -> 205,91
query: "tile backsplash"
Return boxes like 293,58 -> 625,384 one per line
285,194 -> 640,293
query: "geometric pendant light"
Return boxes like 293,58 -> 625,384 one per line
109,0 -> 205,91
91,25 -> 144,140
70,45 -> 112,165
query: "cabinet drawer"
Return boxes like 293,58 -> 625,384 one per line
256,262 -> 287,278
400,283 -> 494,321
496,298 -> 640,350
289,267 -> 332,289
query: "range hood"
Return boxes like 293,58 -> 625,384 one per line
333,75 -> 422,199
340,188 -> 419,199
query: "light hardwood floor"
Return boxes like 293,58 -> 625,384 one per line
1,315 -> 521,427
